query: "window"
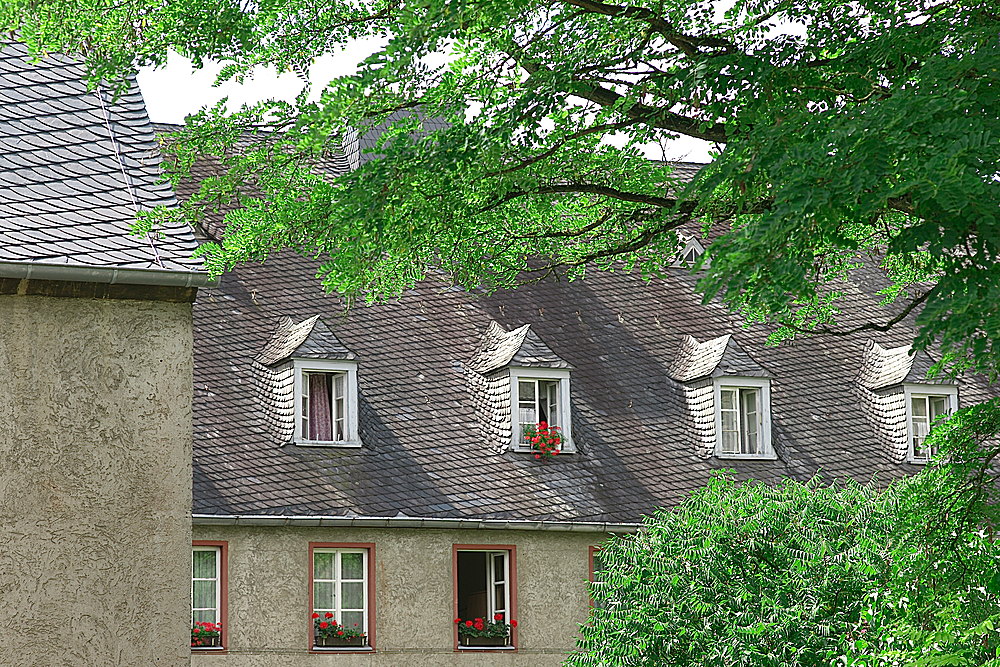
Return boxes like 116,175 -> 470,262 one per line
905,386 -> 957,463
294,360 -> 360,446
309,544 -> 374,651
510,368 -> 574,452
191,542 -> 227,650
454,545 -> 517,649
589,547 -> 607,610
713,377 -> 774,458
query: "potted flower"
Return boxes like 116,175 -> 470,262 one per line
312,612 -> 367,648
523,421 -> 562,459
455,614 -> 517,647
191,621 -> 222,648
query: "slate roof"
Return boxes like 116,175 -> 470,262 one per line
187,246 -> 998,523
0,42 -> 204,276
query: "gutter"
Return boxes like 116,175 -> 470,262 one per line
192,514 -> 641,533
0,260 -> 216,288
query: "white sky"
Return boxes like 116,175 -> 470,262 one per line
137,46 -> 715,163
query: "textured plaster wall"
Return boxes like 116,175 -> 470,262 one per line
191,525 -> 602,666
0,294 -> 193,666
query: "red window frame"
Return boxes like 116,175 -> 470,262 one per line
307,542 -> 377,654
191,540 -> 229,653
452,544 -> 518,652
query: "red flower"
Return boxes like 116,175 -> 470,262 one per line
465,620 -> 473,627
454,618 -> 462,624
494,613 -> 503,621
539,421 -> 548,428
319,622 -> 328,629
325,612 -> 334,619
331,620 -> 338,626
474,622 -> 484,631
511,620 -> 518,628
534,454 -> 541,459
312,613 -> 320,619
337,631 -> 345,636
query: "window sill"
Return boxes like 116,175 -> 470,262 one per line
714,453 -> 778,460
512,447 -> 575,455
457,645 -> 516,651
295,439 -> 363,448
191,646 -> 225,652
311,645 -> 374,653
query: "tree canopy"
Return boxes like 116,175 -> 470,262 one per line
574,400 -> 1000,666
4,0 -> 998,377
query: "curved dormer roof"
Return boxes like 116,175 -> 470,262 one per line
857,340 -> 950,390
667,334 -> 769,382
255,315 -> 356,366
468,321 -> 571,374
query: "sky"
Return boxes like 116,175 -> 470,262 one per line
137,46 -> 715,163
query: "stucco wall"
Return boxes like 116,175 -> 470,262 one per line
0,293 -> 194,665
191,525 -> 603,666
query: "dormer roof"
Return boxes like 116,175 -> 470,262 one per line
668,334 -> 769,382
857,340 -> 949,391
468,321 -> 571,374
255,315 -> 355,366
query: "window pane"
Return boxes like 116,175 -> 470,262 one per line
314,581 -> 335,610
341,552 -> 364,580
911,396 -> 927,417
722,410 -> 737,434
494,584 -> 506,612
192,580 -> 216,610
722,430 -> 738,453
721,389 -> 736,410
342,610 -> 364,631
930,396 -> 949,420
342,581 -> 364,610
518,380 -> 535,401
492,553 -> 505,580
192,550 -> 216,579
314,551 -> 334,580
193,609 -> 216,624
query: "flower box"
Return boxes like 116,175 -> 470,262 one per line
315,635 -> 366,648
461,635 -> 509,647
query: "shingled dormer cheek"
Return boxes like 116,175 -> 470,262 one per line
253,315 -> 361,448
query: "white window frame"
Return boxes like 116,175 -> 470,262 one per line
293,359 -> 360,447
191,546 -> 221,627
509,367 -> 574,453
312,548 -> 370,645
456,549 -> 513,648
713,376 -> 774,459
903,384 -> 958,464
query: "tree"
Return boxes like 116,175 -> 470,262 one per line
574,400 -> 1000,666
4,0 -> 997,377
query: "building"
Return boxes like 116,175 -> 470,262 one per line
2,41 -> 993,666
0,41 -> 211,664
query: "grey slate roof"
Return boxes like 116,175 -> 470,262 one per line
0,42 -> 204,276
186,245 -> 998,523
256,315 -> 356,366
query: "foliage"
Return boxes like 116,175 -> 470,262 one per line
312,612 -> 366,639
571,399 -> 1000,666
3,0 -> 998,377
523,421 -> 563,459
455,614 -> 515,639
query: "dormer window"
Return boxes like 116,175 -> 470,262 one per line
468,322 -> 575,455
253,315 -> 361,448
905,385 -> 957,464
511,369 -> 573,452
295,360 -> 360,447
714,377 -> 774,459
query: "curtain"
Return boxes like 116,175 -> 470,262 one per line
309,373 -> 334,441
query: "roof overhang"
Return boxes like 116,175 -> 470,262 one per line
0,260 -> 216,288
192,514 -> 640,533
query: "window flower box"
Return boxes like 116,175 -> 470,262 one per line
315,635 -> 366,648
456,614 -> 516,648
191,622 -> 222,648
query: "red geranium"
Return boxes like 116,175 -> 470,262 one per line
523,421 -> 563,460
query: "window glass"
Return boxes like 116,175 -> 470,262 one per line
911,394 -> 952,462
302,371 -> 347,442
192,548 -> 219,626
456,550 -> 513,647
719,385 -> 765,456
312,548 -> 369,645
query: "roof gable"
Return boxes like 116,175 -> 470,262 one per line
468,321 -> 570,374
668,334 -> 769,382
255,315 -> 355,366
857,340 -> 948,390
